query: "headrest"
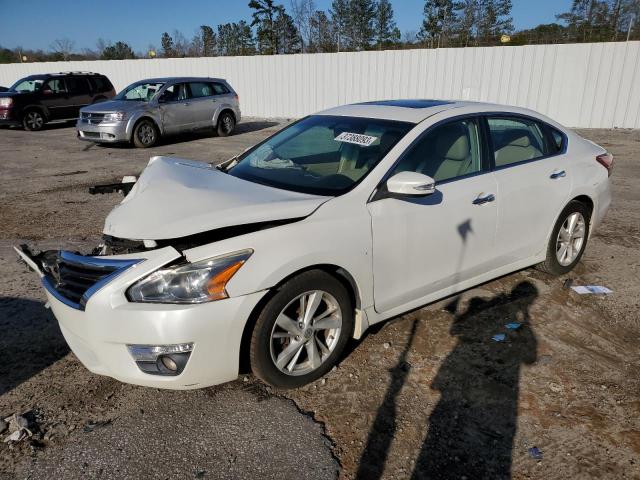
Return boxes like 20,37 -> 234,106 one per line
501,129 -> 532,148
436,125 -> 470,161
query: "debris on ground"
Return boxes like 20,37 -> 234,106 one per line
505,322 -> 522,330
492,333 -> 506,342
563,278 -> 574,289
2,413 -> 33,443
528,446 -> 543,460
383,342 -> 391,349
0,419 -> 7,434
571,285 -> 613,294
83,419 -> 114,433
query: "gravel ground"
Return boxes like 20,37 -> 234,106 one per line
0,121 -> 638,480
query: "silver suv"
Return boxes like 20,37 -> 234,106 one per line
76,77 -> 241,147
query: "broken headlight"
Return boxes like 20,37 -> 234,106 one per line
127,250 -> 252,304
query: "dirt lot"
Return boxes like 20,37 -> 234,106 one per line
0,121 -> 638,480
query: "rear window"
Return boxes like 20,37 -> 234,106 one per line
213,82 -> 230,95
65,77 -> 91,94
487,117 -> 548,167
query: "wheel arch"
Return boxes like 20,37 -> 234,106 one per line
238,263 -> 365,374
126,114 -> 162,140
215,107 -> 236,126
22,104 -> 48,120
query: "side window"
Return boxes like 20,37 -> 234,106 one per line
43,78 -> 66,93
66,77 -> 91,94
90,76 -> 110,93
161,83 -> 189,102
487,117 -> 547,167
391,118 -> 482,183
213,82 -> 230,95
189,82 -> 214,98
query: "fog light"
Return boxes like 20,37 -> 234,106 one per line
127,343 -> 193,376
160,355 -> 178,371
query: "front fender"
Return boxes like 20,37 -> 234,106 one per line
125,110 -> 163,139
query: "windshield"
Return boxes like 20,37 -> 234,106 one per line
228,115 -> 412,196
10,78 -> 45,92
115,81 -> 165,102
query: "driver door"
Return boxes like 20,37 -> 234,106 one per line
39,78 -> 70,120
368,117 -> 499,314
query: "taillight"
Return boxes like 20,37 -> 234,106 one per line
0,97 -> 12,108
596,152 -> 614,177
234,94 -> 239,101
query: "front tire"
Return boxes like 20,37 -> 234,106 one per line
216,112 -> 235,137
250,270 -> 354,389
132,119 -> 159,148
22,109 -> 45,131
537,200 -> 591,275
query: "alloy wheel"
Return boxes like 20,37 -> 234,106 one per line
222,115 -> 234,134
269,290 -> 342,376
556,212 -> 586,266
26,112 -> 43,130
137,123 -> 156,145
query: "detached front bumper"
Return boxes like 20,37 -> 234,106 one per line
17,246 -> 266,389
76,119 -> 129,143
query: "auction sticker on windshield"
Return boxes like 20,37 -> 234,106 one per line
335,132 -> 378,147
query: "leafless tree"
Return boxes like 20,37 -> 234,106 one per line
290,0 -> 316,52
50,38 -> 75,60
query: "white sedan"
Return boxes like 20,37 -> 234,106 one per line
17,99 -> 612,389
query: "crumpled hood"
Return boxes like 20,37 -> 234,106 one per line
104,156 -> 329,240
81,99 -> 148,114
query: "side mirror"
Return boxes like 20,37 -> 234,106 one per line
386,171 -> 436,197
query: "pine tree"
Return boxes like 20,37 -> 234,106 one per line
201,25 -> 216,56
249,0 -> 280,54
330,0 -> 351,51
456,0 -> 478,46
160,32 -> 174,57
419,0 -> 457,48
374,0 -> 399,49
347,0 -> 376,50
309,10 -> 337,52
476,0 -> 512,44
275,7 -> 302,53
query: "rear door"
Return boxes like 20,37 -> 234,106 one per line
187,81 -> 217,128
487,115 -> 572,266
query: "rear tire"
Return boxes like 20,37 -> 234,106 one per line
537,200 -> 591,275
216,112 -> 235,137
22,109 -> 45,131
250,270 -> 353,389
132,119 -> 159,148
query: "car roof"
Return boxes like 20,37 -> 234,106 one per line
316,99 -> 538,124
136,77 -> 227,83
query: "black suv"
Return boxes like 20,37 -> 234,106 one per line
0,72 -> 115,131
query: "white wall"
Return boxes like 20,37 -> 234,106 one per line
1,41 -> 639,128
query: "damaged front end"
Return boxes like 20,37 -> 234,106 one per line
15,245 -> 142,310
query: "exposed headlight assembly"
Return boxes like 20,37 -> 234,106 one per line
127,249 -> 252,304
103,111 -> 127,122
0,98 -> 12,107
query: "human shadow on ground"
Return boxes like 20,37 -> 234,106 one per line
0,297 -> 69,396
357,281 -> 539,480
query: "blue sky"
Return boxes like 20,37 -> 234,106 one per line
0,0 -> 573,53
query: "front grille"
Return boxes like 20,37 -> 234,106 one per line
81,112 -> 105,125
42,251 -> 141,310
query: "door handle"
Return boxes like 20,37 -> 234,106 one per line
550,169 -> 566,179
473,193 -> 495,205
